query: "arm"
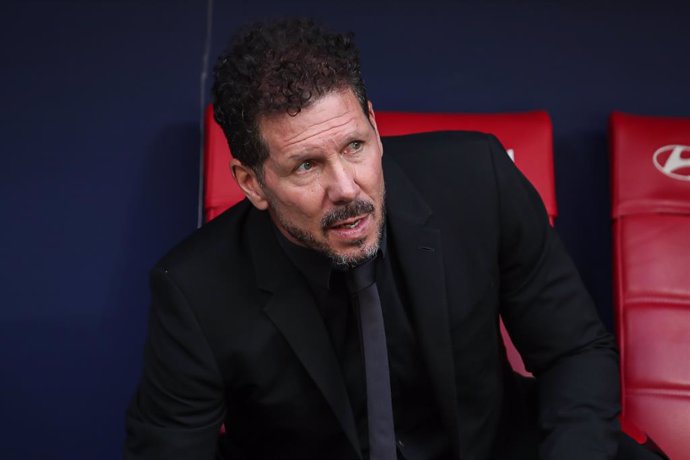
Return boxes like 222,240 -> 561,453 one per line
489,136 -> 620,460
124,267 -> 226,460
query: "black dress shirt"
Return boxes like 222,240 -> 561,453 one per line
275,225 -> 450,460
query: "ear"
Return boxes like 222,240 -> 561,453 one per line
230,158 -> 269,210
367,100 -> 384,155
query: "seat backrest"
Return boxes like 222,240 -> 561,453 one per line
610,112 -> 690,460
203,107 -> 556,377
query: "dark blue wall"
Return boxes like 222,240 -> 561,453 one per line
2,1 -> 689,458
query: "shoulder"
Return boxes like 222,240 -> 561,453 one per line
382,131 -> 508,205
382,130 -> 501,161
382,130 -> 506,184
154,199 -> 256,284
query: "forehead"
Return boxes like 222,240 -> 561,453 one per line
258,90 -> 370,157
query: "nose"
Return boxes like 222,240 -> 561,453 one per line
324,158 -> 360,204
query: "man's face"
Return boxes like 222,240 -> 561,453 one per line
250,89 -> 385,268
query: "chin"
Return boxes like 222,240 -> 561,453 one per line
328,238 -> 380,270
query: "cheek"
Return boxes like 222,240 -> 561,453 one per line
359,162 -> 385,197
279,184 -> 326,221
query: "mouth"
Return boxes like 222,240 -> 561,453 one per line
321,199 -> 375,228
326,214 -> 371,240
330,216 -> 366,229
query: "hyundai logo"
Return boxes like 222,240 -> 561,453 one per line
652,144 -> 690,181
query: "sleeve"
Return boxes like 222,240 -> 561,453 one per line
124,266 -> 226,460
488,135 -> 621,460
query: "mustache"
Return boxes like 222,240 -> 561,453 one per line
321,199 -> 375,229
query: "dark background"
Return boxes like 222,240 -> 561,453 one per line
1,0 -> 688,458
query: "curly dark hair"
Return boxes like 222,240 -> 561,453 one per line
212,18 -> 369,177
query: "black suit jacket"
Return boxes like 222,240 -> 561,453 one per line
125,132 -> 620,460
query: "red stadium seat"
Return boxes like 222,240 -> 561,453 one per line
610,112 -> 690,460
203,106 -> 556,378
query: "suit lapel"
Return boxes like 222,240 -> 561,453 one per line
384,155 -> 462,458
247,210 -> 361,458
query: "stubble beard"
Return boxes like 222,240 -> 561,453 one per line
272,197 -> 386,270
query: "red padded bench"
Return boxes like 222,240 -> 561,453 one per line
610,112 -> 690,460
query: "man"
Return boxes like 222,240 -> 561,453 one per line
125,19 -> 662,460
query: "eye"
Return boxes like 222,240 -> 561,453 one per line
346,140 -> 363,153
296,160 -> 314,173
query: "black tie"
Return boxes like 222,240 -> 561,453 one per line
347,258 -> 397,460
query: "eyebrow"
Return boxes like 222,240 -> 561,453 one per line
285,147 -> 325,164
282,125 -> 371,164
